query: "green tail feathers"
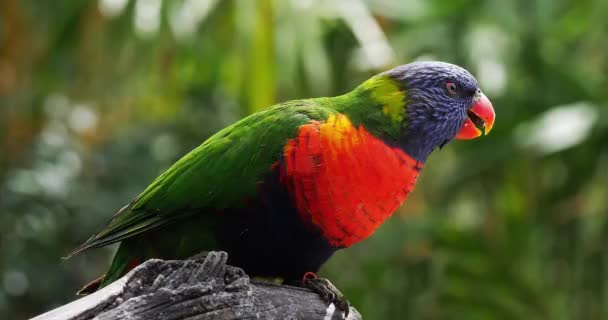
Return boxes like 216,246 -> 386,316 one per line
99,241 -> 140,288
76,241 -> 141,294
77,218 -> 221,292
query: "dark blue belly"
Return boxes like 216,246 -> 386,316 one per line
215,169 -> 337,279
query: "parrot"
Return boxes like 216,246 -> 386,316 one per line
68,61 -> 495,314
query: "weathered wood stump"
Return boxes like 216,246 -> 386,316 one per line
31,251 -> 361,320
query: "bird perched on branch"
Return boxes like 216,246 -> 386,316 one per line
69,61 -> 495,316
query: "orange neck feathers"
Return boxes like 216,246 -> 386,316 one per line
280,114 -> 423,247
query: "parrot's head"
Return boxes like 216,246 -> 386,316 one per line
378,61 -> 496,161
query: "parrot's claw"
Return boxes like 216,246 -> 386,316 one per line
302,273 -> 350,318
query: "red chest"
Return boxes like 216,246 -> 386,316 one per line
280,114 -> 423,247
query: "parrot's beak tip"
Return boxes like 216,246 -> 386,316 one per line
455,92 -> 495,140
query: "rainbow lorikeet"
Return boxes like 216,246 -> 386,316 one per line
70,61 -> 494,310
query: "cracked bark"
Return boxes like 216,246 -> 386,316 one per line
31,252 -> 362,320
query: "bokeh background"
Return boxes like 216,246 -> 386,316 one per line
1,0 -> 608,319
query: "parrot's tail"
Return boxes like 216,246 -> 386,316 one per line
77,274 -> 105,295
76,241 -> 143,295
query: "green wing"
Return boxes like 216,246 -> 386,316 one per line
70,100 -> 333,256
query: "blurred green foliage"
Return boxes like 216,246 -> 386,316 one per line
1,0 -> 608,319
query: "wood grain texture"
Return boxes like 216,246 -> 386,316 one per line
31,252 -> 361,320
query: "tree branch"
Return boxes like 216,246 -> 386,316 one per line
31,252 -> 361,320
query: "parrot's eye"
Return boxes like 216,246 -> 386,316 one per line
446,82 -> 458,95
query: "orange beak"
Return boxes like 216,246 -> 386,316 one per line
455,91 -> 495,140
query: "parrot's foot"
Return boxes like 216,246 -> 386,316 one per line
302,272 -> 350,318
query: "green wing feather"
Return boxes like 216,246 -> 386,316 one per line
68,100 -> 333,257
